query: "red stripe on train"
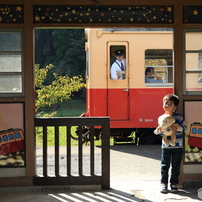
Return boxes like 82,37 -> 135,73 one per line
85,88 -> 173,128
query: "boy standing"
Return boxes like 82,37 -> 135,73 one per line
158,94 -> 186,193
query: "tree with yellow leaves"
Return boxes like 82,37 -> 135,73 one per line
35,64 -> 86,113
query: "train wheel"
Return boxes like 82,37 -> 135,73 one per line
138,128 -> 162,145
189,146 -> 195,150
70,126 -> 90,142
70,126 -> 101,144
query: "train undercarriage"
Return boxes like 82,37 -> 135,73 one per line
71,126 -> 162,145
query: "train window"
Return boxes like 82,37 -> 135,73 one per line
145,49 -> 173,86
15,132 -> 20,138
0,137 -> 2,143
3,135 -> 8,142
110,45 -> 126,80
192,127 -> 197,134
0,28 -> 23,97
184,29 -> 202,95
8,134 -> 14,140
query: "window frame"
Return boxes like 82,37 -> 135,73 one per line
183,28 -> 202,95
0,28 -> 24,97
144,49 -> 173,87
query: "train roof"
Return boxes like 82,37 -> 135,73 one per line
103,28 -> 173,32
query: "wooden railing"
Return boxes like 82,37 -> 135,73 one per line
34,117 -> 110,189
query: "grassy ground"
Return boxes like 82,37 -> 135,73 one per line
36,99 -> 86,146
35,99 -> 114,146
36,125 -> 115,146
55,109 -> 84,117
35,99 -> 127,146
37,99 -> 86,117
36,126 -> 85,146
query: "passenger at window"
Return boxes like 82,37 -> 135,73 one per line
145,67 -> 163,83
110,50 -> 126,80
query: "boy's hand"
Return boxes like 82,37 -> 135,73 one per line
170,125 -> 177,132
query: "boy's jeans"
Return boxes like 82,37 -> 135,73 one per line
161,148 -> 183,184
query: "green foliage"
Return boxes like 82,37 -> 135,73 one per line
35,64 -> 52,88
35,29 -> 86,79
35,29 -> 54,66
35,29 -> 87,145
35,64 -> 86,113
35,29 -> 86,104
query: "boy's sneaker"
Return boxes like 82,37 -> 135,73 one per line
160,183 -> 168,193
170,184 -> 178,192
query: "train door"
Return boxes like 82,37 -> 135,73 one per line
107,42 -> 129,120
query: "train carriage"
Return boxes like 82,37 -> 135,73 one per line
83,28 -> 174,144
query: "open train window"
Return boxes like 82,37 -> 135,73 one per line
145,49 -> 173,87
110,45 -> 126,80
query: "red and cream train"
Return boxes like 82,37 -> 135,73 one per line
83,28 -> 174,144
